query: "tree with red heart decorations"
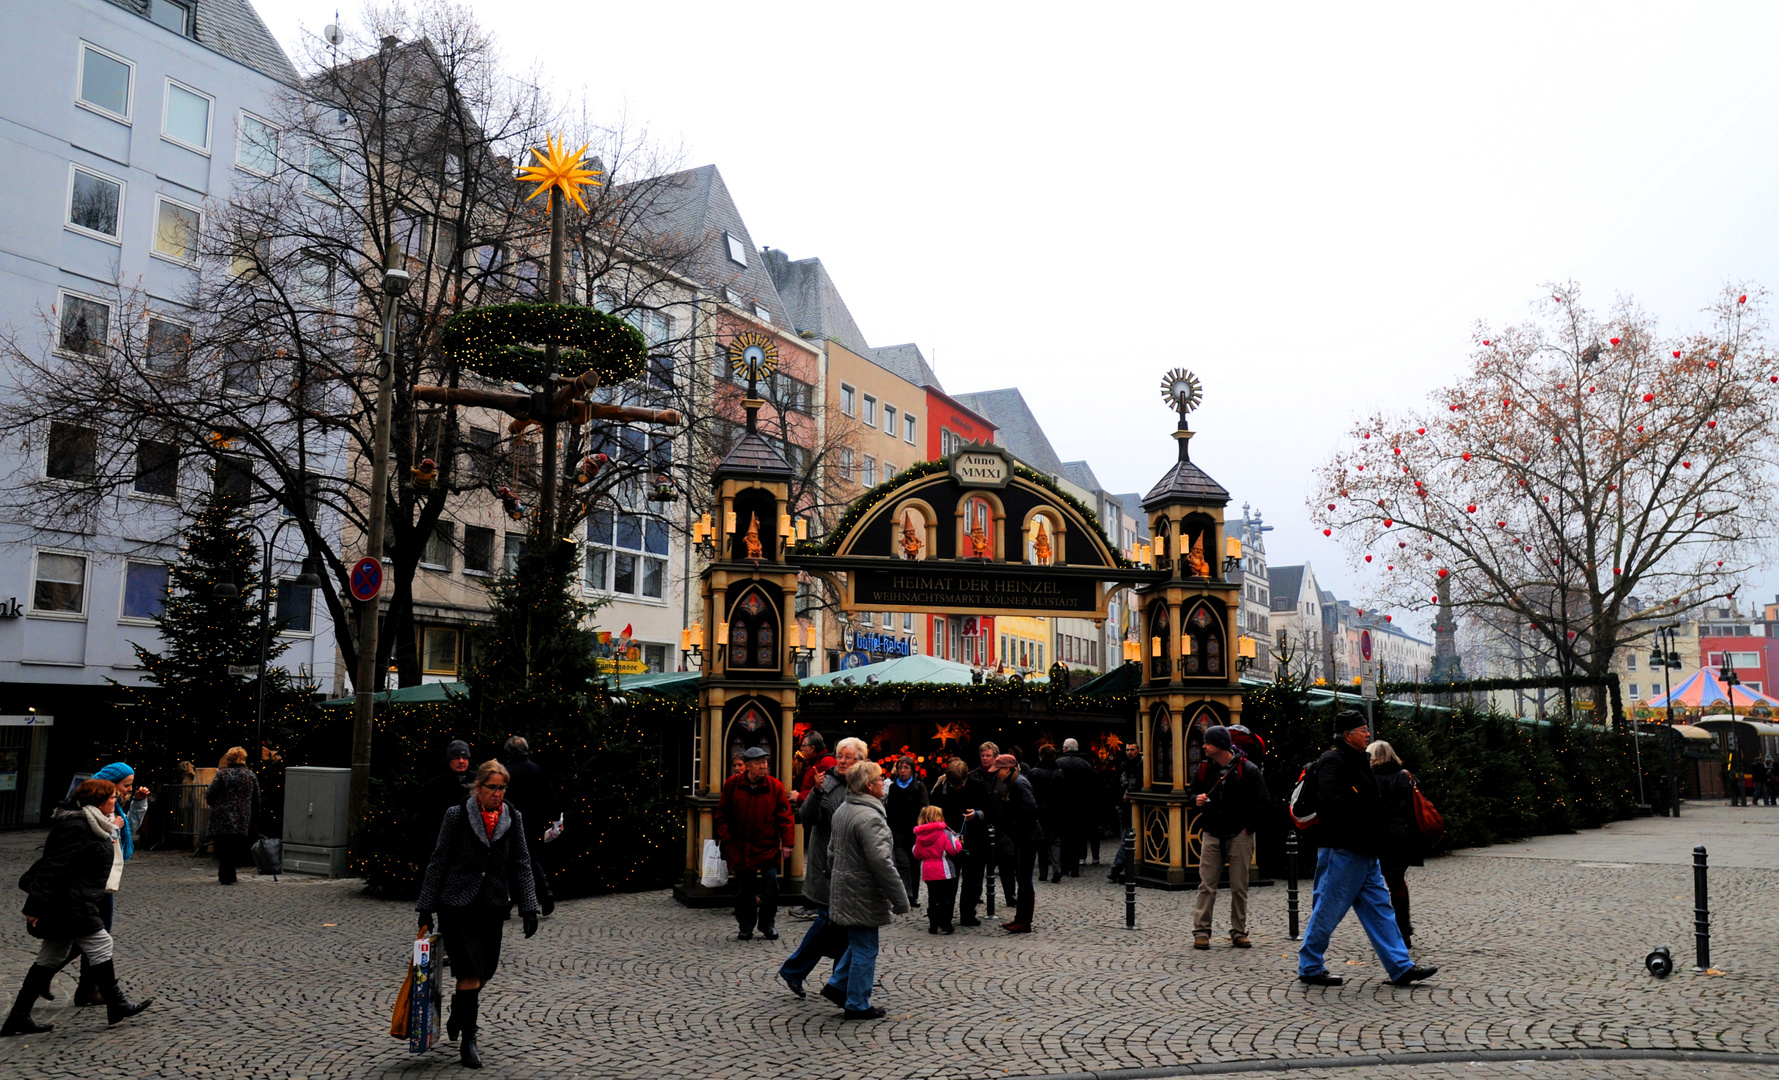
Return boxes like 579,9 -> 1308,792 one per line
1308,282 -> 1768,696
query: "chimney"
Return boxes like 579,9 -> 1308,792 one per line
381,35 -> 400,51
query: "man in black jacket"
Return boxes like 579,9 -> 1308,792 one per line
502,736 -> 561,916
1054,739 -> 1095,876
1297,711 -> 1436,988
1190,726 -> 1268,949
420,741 -> 476,871
959,742 -> 1001,925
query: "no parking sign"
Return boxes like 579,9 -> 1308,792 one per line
349,556 -> 383,601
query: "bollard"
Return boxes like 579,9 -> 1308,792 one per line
1124,828 -> 1137,929
1692,845 -> 1710,971
985,823 -> 997,920
1285,828 -> 1301,940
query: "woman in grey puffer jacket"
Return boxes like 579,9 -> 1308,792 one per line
827,761 -> 910,1020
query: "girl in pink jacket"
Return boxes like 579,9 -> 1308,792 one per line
911,806 -> 964,934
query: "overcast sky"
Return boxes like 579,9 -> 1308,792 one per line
255,1 -> 1779,622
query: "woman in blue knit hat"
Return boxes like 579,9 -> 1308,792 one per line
54,763 -> 150,1007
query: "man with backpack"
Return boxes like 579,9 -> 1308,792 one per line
1191,726 -> 1269,949
1295,710 -> 1437,989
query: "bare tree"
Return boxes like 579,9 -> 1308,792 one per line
1311,284 -> 1777,708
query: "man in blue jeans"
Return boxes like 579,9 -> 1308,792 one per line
1298,710 -> 1437,989
779,738 -> 865,1001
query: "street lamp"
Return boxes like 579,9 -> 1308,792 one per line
1651,626 -> 1684,817
679,623 -> 704,669
214,516 -> 323,766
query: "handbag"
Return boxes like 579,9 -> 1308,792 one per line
250,835 -> 282,880
700,839 -> 730,889
1406,771 -> 1446,846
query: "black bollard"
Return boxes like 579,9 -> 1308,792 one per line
1286,828 -> 1301,941
1692,845 -> 1710,971
1124,828 -> 1137,929
985,823 -> 997,920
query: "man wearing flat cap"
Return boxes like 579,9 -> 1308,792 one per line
716,746 -> 795,941
1297,710 -> 1437,989
1190,726 -> 1269,950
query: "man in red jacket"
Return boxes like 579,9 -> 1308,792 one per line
717,746 -> 795,940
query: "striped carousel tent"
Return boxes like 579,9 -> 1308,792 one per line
1644,668 -> 1779,712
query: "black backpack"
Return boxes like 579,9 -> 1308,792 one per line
1288,759 -> 1320,831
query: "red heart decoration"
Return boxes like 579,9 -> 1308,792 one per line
1636,426 -> 1643,433
1588,386 -> 1596,392
1379,499 -> 1387,507
1462,452 -> 1472,461
1399,542 -> 1407,548
1613,567 -> 1621,574
1387,565 -> 1394,570
1707,360 -> 1716,369
1558,383 -> 1566,389
1383,518 -> 1393,527
1450,404 -> 1460,411
1526,547 -> 1532,552
1739,294 -> 1748,304
1356,609 -> 1364,616
1437,568 -> 1448,578
1340,489 -> 1349,496
1467,505 -> 1476,513
1328,503 -> 1337,510
1323,528 -> 1331,536
1770,376 -> 1777,383
1365,555 -> 1372,562
1393,447 -> 1401,455
1430,595 -> 1438,603
1610,337 -> 1620,346
1683,461 -> 1691,468
1417,428 -> 1426,435
1497,520 -> 1506,527
1567,631 -> 1577,638
1385,615 -> 1392,623
1643,393 -> 1654,402
1718,561 -> 1724,567
1708,420 -> 1716,428
1674,350 -> 1683,358
1503,399 -> 1512,408
1483,340 -> 1491,346
1363,433 -> 1371,439
1543,495 -> 1550,502
1553,436 -> 1561,443
1608,484 -> 1617,491
1358,465 -> 1365,471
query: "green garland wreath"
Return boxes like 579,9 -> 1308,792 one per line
440,302 -> 650,386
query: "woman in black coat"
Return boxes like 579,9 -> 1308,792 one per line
417,760 -> 540,1070
987,754 -> 1041,934
2,779 -> 151,1036
1369,741 -> 1422,947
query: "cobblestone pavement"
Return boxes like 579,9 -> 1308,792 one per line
0,804 -> 1775,1079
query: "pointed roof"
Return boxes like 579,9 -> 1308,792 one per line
872,344 -> 942,393
1140,428 -> 1231,510
950,388 -> 1067,475
1061,461 -> 1103,495
628,165 -> 794,328
761,250 -> 871,357
103,0 -> 298,83
1647,668 -> 1779,709
715,422 -> 794,482
1268,565 -> 1307,608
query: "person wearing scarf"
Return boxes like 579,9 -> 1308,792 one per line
2,779 -> 151,1036
58,762 -> 150,1007
882,757 -> 929,909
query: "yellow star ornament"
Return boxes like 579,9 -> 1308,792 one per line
517,133 -> 601,212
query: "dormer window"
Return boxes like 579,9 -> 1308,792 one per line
724,231 -> 748,266
753,303 -> 771,323
723,286 -> 741,305
151,0 -> 192,35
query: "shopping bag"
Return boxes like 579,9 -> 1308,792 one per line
389,961 -> 414,1039
700,839 -> 730,889
408,933 -> 442,1053
250,835 -> 282,879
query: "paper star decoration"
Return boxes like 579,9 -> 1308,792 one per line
517,134 -> 601,211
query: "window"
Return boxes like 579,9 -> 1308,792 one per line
47,422 -> 97,482
1629,684 -> 1641,699
884,404 -> 897,435
236,113 -> 279,175
230,234 -> 270,280
837,447 -> 854,482
726,587 -> 779,671
861,456 -> 876,487
585,510 -> 667,599
162,80 -> 212,152
133,439 -> 177,497
464,427 -> 497,485
903,611 -> 913,631
297,259 -> 335,303
78,43 -> 132,121
1728,651 -> 1761,670
143,316 -> 189,375
422,628 -> 460,675
644,643 -> 667,673
840,384 -> 856,416
32,551 -> 88,616
422,522 -> 454,569
463,526 -> 494,574
68,166 -> 123,240
152,196 -> 200,262
221,344 -> 261,394
121,561 -> 168,622
881,611 -> 893,629
306,145 -> 342,196
503,534 -> 526,573
276,578 -> 313,633
905,414 -> 918,443
862,395 -> 877,425
213,455 -> 251,504
150,0 -> 192,34
724,231 -> 748,266
723,286 -> 742,305
57,293 -> 110,355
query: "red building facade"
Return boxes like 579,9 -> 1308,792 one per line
922,387 -> 1001,668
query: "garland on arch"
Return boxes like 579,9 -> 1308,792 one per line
439,302 -> 649,386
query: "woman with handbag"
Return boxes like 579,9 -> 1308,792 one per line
205,747 -> 258,885
1,778 -> 152,1036
1368,741 -> 1422,948
416,760 -> 540,1069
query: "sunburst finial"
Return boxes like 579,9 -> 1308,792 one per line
517,133 -> 601,212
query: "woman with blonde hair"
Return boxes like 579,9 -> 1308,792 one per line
417,760 -> 540,1069
1368,740 -> 1421,947
205,746 -> 259,885
826,760 -> 910,1019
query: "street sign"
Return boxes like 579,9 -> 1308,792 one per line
349,557 -> 384,601
1359,630 -> 1373,662
1361,675 -> 1377,700
227,665 -> 257,678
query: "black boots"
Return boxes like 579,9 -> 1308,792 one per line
1,965 -> 56,1036
92,960 -> 151,1025
452,988 -> 481,1068
74,954 -> 102,1007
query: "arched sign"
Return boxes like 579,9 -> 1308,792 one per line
792,444 -> 1160,618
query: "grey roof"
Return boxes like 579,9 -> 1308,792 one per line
626,165 -> 794,328
1269,565 -> 1306,607
1110,492 -> 1144,519
1061,461 -> 1102,495
871,344 -> 942,393
714,425 -> 793,481
102,0 -> 299,83
1140,455 -> 1231,509
950,389 -> 1067,476
761,251 -> 871,357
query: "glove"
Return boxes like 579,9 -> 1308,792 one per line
522,913 -> 539,938
417,912 -> 432,934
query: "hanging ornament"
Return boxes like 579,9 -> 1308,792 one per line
1323,528 -> 1332,536
1393,447 -> 1401,455
1358,465 -> 1365,471
1613,567 -> 1621,574
1739,294 -> 1748,304
1708,420 -> 1717,428
1399,541 -> 1407,548
1363,433 -> 1371,439
1365,555 -> 1372,562
1462,452 -> 1472,461
1328,503 -> 1337,510
1610,337 -> 1620,346
1450,404 -> 1461,411
1437,568 -> 1448,578
1387,565 -> 1394,570
1683,461 -> 1692,469
1385,615 -> 1393,623
1707,360 -> 1717,368
1718,560 -> 1724,567
1340,489 -> 1350,496
1383,518 -> 1393,527
1643,393 -> 1655,402
1417,427 -> 1426,435
1497,520 -> 1506,527
1467,505 -> 1477,513
1483,340 -> 1491,346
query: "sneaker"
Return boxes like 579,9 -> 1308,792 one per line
788,906 -> 818,921
1298,972 -> 1344,987
843,1006 -> 887,1020
819,982 -> 846,1007
1231,933 -> 1251,948
1390,965 -> 1439,987
1193,933 -> 1210,950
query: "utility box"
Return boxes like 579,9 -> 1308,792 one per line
282,767 -> 351,877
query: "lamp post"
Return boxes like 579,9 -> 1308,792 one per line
349,262 -> 410,826
1651,626 -> 1683,817
214,516 -> 323,767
